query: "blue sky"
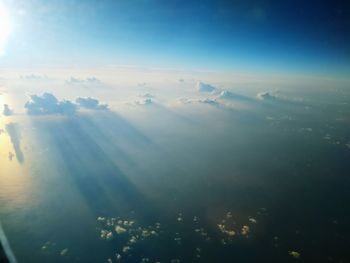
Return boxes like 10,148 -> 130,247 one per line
1,0 -> 350,75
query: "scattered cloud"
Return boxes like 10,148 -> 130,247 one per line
24,93 -> 108,115
60,248 -> 69,256
178,97 -> 219,106
135,93 -> 155,105
65,76 -> 101,85
288,251 -> 301,259
256,91 -> 276,100
3,104 -> 13,116
25,93 -> 77,115
196,82 -> 216,93
20,74 -> 49,81
135,98 -> 153,105
218,90 -> 253,102
76,97 -> 108,110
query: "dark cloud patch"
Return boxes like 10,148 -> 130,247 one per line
76,97 -> 108,110
8,152 -> 14,161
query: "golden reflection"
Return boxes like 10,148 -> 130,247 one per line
0,105 -> 33,207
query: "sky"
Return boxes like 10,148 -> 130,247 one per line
1,1 -> 350,262
0,0 -> 350,75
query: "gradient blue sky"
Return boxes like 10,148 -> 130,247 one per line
1,0 -> 350,75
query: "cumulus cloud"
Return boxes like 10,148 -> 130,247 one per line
76,97 -> 108,110
196,82 -> 216,93
65,76 -> 101,85
3,104 -> 13,116
256,91 -> 276,100
134,93 -> 155,105
24,93 -> 109,115
25,93 -> 77,115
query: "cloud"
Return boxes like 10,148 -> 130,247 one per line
24,93 -> 109,115
25,93 -> 77,115
196,82 -> 216,93
3,104 -> 13,116
20,74 -> 49,81
76,97 -> 108,110
134,94 -> 155,105
256,91 -> 276,100
135,98 -> 153,105
218,90 -> 253,102
65,76 -> 101,85
137,82 -> 147,87
179,97 -> 219,106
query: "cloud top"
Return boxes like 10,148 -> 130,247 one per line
25,93 -> 77,115
24,93 -> 108,115
256,91 -> 276,100
196,82 -> 216,93
76,97 -> 108,110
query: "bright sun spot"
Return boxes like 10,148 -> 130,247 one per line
0,3 -> 12,55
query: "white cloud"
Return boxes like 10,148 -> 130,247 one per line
24,93 -> 108,115
25,93 -> 77,115
76,97 -> 108,110
196,82 -> 216,93
218,90 -> 253,102
134,93 -> 155,105
65,76 -> 101,85
179,97 -> 219,106
256,91 -> 276,100
20,74 -> 49,81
